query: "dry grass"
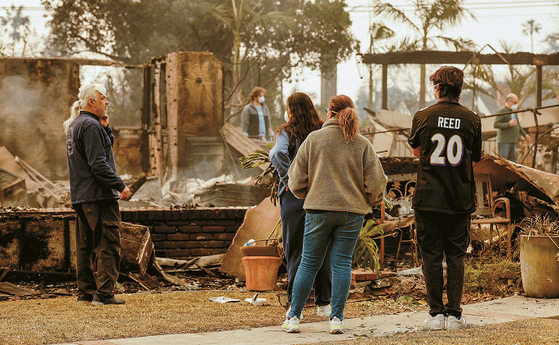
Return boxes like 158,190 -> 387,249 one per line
0,291 -> 427,345
323,318 -> 559,345
1,289 -> 555,345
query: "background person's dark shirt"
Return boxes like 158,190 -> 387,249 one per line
408,101 -> 482,214
66,111 -> 126,205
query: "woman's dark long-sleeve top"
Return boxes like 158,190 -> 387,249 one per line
269,130 -> 299,198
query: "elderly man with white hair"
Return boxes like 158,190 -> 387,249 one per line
64,83 -> 131,306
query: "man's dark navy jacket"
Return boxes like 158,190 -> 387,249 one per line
66,111 -> 126,205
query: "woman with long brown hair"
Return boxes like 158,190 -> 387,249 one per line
282,95 -> 387,334
269,92 -> 332,317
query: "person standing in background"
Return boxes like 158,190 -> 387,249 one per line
64,83 -> 131,306
241,87 -> 273,140
269,92 -> 332,319
494,93 -> 530,162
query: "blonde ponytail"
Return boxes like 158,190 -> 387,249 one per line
63,83 -> 106,135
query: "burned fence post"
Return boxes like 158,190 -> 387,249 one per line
532,107 -> 540,168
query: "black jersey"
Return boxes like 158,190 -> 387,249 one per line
408,101 -> 482,214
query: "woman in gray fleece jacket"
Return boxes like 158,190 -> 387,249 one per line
282,94 -> 388,334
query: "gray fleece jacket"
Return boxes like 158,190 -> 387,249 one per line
288,118 -> 388,215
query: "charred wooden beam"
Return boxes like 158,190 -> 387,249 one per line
361,51 -> 559,66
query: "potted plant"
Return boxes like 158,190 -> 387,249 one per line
238,144 -> 283,255
238,145 -> 283,291
518,215 -> 559,298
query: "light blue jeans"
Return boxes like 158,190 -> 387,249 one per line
287,211 -> 364,320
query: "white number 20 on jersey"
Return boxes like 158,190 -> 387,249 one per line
430,133 -> 464,166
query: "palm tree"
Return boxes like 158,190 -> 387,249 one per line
202,0 -> 293,115
373,0 -> 475,108
522,19 -> 542,53
463,41 -> 556,108
367,22 -> 395,109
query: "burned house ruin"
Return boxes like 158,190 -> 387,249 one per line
1,51 -> 559,288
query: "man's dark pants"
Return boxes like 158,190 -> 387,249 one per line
414,210 -> 470,318
280,190 -> 331,306
73,200 -> 121,299
498,142 -> 517,162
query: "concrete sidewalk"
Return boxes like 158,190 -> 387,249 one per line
57,296 -> 559,345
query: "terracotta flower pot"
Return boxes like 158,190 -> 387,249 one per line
519,235 -> 559,298
242,256 -> 282,291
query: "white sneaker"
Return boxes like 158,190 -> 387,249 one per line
446,315 -> 467,330
286,307 -> 302,320
282,316 -> 300,333
423,314 -> 445,330
329,317 -> 345,334
317,304 -> 331,318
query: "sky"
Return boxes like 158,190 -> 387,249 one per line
332,0 -> 559,109
4,0 -> 559,110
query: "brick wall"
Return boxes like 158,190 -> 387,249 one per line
121,207 -> 247,259
0,207 -> 248,271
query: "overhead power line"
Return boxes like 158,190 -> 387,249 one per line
348,1 -> 559,12
349,0 -> 559,8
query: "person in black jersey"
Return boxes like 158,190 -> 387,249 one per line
408,66 -> 482,330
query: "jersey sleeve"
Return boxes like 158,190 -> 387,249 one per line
408,113 -> 421,149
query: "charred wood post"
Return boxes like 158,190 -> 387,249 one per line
141,63 -> 152,174
533,107 -> 540,168
143,52 -> 226,182
151,60 -> 165,178
165,53 -> 179,186
381,64 -> 388,110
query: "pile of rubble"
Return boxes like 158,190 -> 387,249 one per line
123,174 -> 268,208
0,144 -> 269,209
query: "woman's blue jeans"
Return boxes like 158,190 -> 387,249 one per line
287,211 -> 364,320
280,190 -> 331,306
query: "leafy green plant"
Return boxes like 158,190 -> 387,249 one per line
353,219 -> 384,278
239,143 -> 279,205
239,144 -> 281,244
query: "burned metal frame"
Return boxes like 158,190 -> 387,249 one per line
360,50 -> 559,110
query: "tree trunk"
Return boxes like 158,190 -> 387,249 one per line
321,54 -> 337,109
229,36 -> 243,123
